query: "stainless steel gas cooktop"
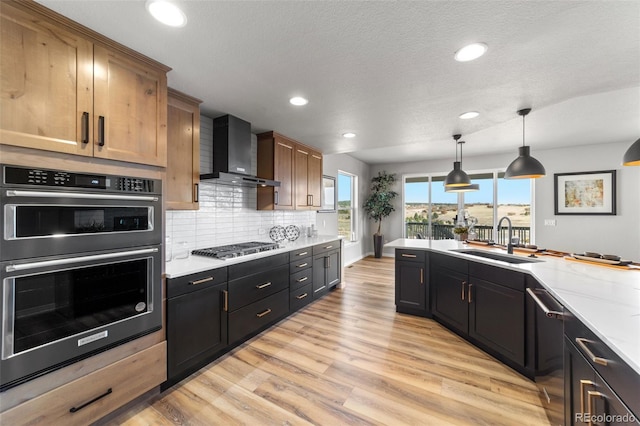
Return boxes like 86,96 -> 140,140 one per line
191,241 -> 280,260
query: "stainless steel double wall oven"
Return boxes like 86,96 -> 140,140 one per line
1,164 -> 162,390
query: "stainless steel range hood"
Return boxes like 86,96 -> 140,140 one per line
200,114 -> 280,187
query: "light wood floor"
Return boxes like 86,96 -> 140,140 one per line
107,256 -> 551,425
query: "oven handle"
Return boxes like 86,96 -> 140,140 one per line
5,190 -> 158,202
526,288 -> 565,319
6,248 -> 158,272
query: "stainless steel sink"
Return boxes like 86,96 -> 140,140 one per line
451,249 -> 543,264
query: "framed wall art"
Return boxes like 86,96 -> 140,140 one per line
554,170 -> 616,215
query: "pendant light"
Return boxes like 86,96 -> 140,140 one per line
622,137 -> 640,166
504,108 -> 545,179
444,134 -> 472,187
446,138 -> 479,192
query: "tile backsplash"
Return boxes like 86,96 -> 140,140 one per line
166,182 -> 316,253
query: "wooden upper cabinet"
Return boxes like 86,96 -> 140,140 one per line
257,132 -> 295,210
257,131 -> 322,211
0,1 -> 170,167
93,46 -> 167,166
0,3 -> 93,156
166,89 -> 201,210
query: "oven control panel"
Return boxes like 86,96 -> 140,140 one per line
2,165 -> 160,194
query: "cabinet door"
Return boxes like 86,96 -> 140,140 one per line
93,45 -> 167,166
295,146 -> 310,209
395,260 -> 426,311
432,267 -> 468,334
592,375 -> 640,426
468,277 -> 525,366
166,282 -> 228,382
0,4 -> 93,156
326,249 -> 341,287
565,337 -> 597,425
312,255 -> 328,298
307,150 -> 323,208
273,138 -> 295,209
166,90 -> 201,210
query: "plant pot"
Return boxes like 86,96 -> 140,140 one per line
373,234 -> 384,258
454,233 -> 468,241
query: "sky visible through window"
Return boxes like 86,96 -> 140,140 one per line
338,173 -> 352,204
405,179 -> 530,204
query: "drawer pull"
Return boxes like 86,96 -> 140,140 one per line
256,308 -> 272,318
189,276 -> 214,286
297,252 -> 308,256
297,276 -> 308,283
256,282 -> 272,289
296,262 -> 309,268
296,293 -> 308,300
69,388 -> 112,413
324,245 -> 333,249
401,253 -> 417,258
576,338 -> 609,366
526,288 -> 565,319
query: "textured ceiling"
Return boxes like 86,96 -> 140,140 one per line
38,0 -> 640,164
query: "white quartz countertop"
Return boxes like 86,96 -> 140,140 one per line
164,235 -> 342,279
386,238 -> 640,376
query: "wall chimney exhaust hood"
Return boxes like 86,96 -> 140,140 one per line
200,114 -> 280,187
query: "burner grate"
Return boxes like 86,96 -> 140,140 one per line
191,241 -> 280,259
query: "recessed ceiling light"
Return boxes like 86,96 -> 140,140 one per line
146,0 -> 187,27
459,111 -> 480,119
289,96 -> 308,106
454,43 -> 488,62
342,132 -> 356,138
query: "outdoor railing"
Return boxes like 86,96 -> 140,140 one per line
406,222 -> 531,244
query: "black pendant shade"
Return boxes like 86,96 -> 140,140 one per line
444,134 -> 472,187
445,183 -> 480,193
622,137 -> 640,166
504,108 -> 545,179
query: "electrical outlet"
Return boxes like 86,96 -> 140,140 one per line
544,219 -> 557,226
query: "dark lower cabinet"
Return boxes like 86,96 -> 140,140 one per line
312,242 -> 341,299
166,281 -> 228,387
432,265 -> 468,334
468,277 -> 525,366
229,289 -> 289,344
395,249 -> 429,317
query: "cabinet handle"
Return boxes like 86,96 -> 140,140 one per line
296,293 -> 308,300
576,338 -> 609,366
579,379 -> 595,417
194,183 -> 199,202
97,116 -> 105,146
81,112 -> 89,144
256,308 -> 272,318
587,390 -> 604,426
307,194 -> 312,206
274,191 -> 279,205
223,290 -> 228,312
324,245 -> 333,249
420,268 -> 424,284
325,256 -> 329,268
256,282 -> 272,289
468,283 -> 473,304
297,251 -> 308,256
461,281 -> 466,300
296,262 -> 308,268
189,276 -> 213,286
297,276 -> 308,283
69,388 -> 112,413
526,288 -> 565,319
401,253 -> 416,258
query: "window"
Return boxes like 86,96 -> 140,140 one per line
404,172 -> 533,243
338,172 -> 357,242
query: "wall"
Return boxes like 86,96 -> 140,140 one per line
316,153 -> 372,265
372,141 -> 640,260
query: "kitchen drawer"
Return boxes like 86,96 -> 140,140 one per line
431,252 -> 468,274
289,256 -> 312,274
290,268 -> 313,292
312,240 -> 340,256
395,249 -> 426,263
469,261 -> 524,292
228,289 -> 289,344
1,342 -> 166,425
167,268 -> 228,298
228,264 -> 289,311
290,283 -> 312,312
228,253 -> 288,280
565,313 -> 640,417
289,247 -> 312,261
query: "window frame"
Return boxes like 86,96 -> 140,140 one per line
337,170 -> 358,243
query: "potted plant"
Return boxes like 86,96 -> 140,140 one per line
363,171 -> 398,258
453,225 -> 469,241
